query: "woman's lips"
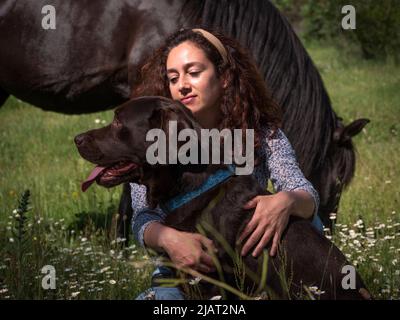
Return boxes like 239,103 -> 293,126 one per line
181,95 -> 197,105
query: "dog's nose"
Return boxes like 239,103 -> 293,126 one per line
74,134 -> 87,146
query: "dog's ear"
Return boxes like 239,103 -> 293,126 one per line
147,99 -> 207,167
148,100 -> 200,133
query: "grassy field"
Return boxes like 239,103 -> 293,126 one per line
0,43 -> 399,299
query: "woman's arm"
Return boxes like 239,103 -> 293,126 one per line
130,183 -> 217,273
130,183 -> 166,247
238,128 -> 320,257
266,128 -> 320,217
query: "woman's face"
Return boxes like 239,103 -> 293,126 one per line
166,41 -> 224,128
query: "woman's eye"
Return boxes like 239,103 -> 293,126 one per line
169,77 -> 178,84
189,71 -> 200,77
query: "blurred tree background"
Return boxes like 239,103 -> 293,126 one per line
272,0 -> 400,63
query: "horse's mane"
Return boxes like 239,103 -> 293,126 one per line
199,0 -> 339,180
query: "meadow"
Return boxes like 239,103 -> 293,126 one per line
0,42 -> 399,299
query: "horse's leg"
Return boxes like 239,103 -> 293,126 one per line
0,87 -> 9,107
117,183 -> 133,244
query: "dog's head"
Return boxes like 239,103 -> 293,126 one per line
75,96 -> 202,192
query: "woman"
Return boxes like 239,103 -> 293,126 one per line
130,28 -> 324,300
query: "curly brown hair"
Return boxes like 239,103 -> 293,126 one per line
131,28 -> 282,150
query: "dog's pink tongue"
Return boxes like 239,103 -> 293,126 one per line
81,166 -> 107,192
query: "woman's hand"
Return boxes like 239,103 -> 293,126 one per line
159,228 -> 217,274
237,191 -> 295,258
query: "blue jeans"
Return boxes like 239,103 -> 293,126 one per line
135,266 -> 185,300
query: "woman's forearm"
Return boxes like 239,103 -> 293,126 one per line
143,221 -> 177,253
285,190 -> 315,219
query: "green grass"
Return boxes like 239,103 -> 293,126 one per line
1,42 -> 399,299
306,42 -> 400,226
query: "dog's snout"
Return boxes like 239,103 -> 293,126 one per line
74,133 -> 90,146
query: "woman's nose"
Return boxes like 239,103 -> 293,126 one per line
178,77 -> 191,95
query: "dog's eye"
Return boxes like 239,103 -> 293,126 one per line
113,118 -> 122,128
117,126 -> 130,139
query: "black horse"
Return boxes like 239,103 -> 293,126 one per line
0,0 -> 368,229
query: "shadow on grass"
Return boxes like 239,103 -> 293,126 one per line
67,205 -> 119,241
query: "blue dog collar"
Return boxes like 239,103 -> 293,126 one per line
161,165 -> 236,213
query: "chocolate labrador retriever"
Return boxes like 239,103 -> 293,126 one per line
74,96 -> 371,300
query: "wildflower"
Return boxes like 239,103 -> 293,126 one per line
189,277 -> 202,286
109,280 -> 117,285
9,238 -> 14,243
210,295 -> 222,300
81,237 -> 87,242
95,119 -> 101,124
349,230 -> 357,239
392,259 -> 398,266
329,213 -> 337,220
0,288 -> 9,294
71,291 -> 80,298
308,286 -> 325,296
354,219 -> 364,228
100,266 -> 111,273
